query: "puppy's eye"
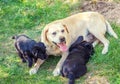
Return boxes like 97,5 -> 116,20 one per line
61,29 -> 64,33
52,32 -> 56,35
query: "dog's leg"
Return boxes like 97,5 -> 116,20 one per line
92,40 -> 99,47
27,57 -> 33,68
94,34 -> 109,54
29,58 -> 45,75
53,52 -> 68,76
15,43 -> 26,63
18,52 -> 26,63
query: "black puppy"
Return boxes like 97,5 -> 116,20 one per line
12,35 -> 47,67
61,36 -> 94,84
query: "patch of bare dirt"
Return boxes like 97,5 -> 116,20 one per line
84,75 -> 110,84
81,1 -> 120,24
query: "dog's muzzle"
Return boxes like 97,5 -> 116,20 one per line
60,37 -> 65,43
52,37 -> 67,52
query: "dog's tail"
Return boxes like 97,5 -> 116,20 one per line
12,35 -> 17,39
106,20 -> 118,39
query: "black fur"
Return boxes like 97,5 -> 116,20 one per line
61,36 -> 94,84
12,35 -> 47,67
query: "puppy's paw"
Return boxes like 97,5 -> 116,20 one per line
53,68 -> 60,76
29,68 -> 37,75
22,59 -> 26,63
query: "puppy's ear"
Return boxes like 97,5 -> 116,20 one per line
84,42 -> 92,49
69,36 -> 83,51
32,47 -> 38,57
75,36 -> 83,43
32,42 -> 47,59
38,42 -> 46,52
63,24 -> 69,33
84,42 -> 94,55
34,42 -> 46,53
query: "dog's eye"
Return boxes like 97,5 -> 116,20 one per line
52,32 -> 56,35
61,29 -> 64,33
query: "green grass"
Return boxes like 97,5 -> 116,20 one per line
0,0 -> 120,84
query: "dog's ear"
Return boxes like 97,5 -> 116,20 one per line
69,36 -> 83,51
63,24 -> 69,33
41,26 -> 50,45
84,42 -> 93,50
34,42 -> 46,53
45,30 -> 49,42
75,36 -> 83,44
32,42 -> 47,59
84,42 -> 94,55
38,42 -> 46,52
32,47 -> 39,57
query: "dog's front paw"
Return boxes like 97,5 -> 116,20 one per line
29,68 -> 37,75
102,48 -> 108,54
53,68 -> 60,76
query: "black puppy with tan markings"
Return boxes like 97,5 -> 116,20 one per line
61,36 -> 94,84
12,35 -> 48,67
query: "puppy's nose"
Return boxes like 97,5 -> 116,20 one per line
60,37 -> 65,42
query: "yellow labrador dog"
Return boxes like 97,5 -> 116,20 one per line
29,12 -> 118,76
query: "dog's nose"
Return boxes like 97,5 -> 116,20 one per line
60,37 -> 65,42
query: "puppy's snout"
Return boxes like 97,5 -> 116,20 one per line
60,37 -> 65,42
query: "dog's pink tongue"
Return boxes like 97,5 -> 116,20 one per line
58,43 -> 67,52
